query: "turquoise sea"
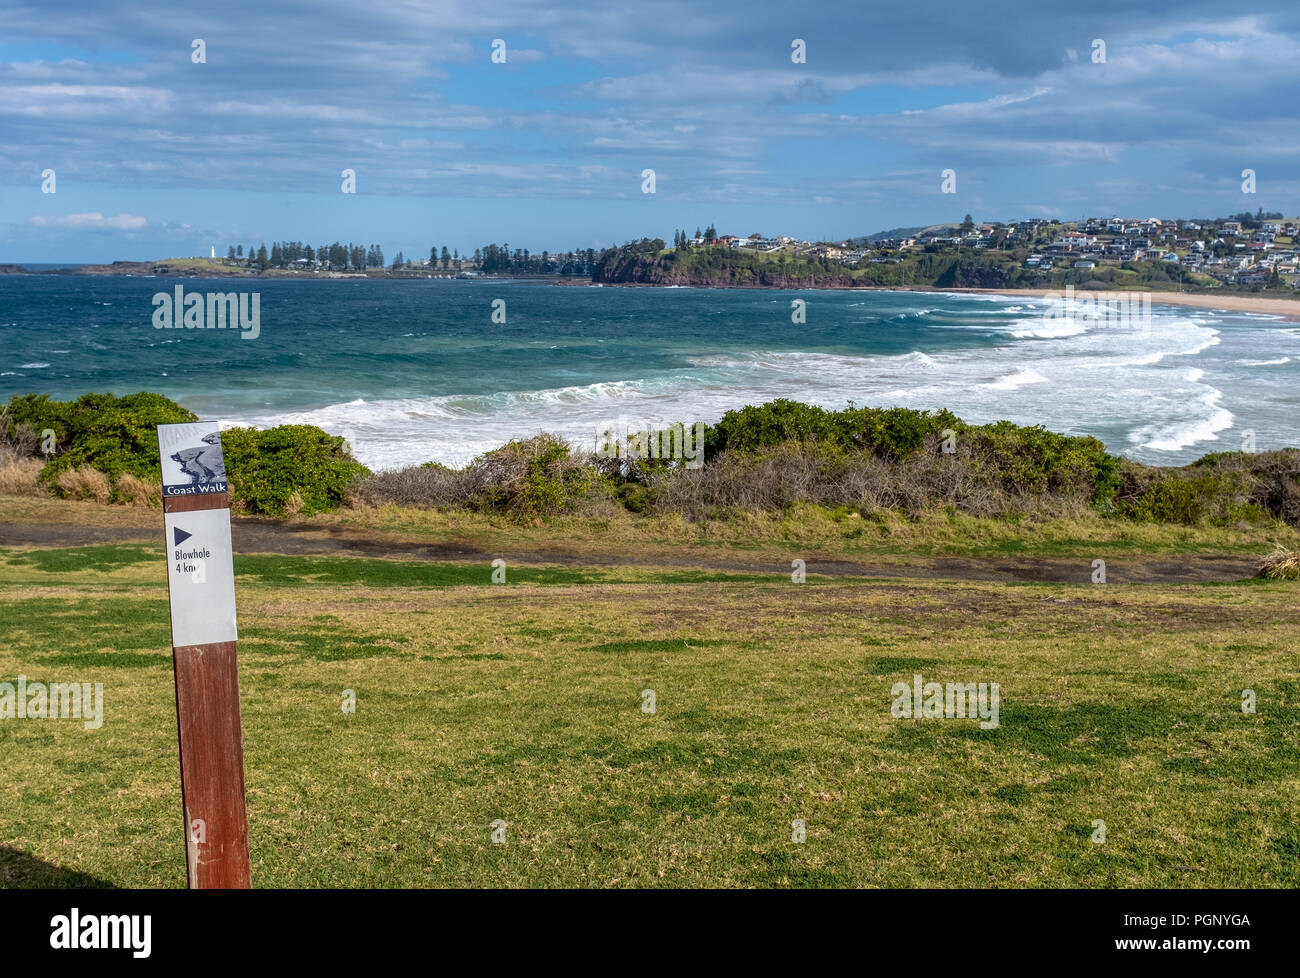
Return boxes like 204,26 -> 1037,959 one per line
2,275 -> 1297,469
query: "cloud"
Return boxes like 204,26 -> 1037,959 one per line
2,0 -> 1300,249
29,212 -> 147,229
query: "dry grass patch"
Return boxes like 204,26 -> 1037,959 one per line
0,456 -> 46,496
1257,545 -> 1300,580
114,472 -> 160,508
55,465 -> 111,504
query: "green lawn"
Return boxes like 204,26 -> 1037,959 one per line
1,543 -> 1297,887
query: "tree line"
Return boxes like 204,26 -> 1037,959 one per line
476,243 -> 598,275
225,241 -> 390,271
222,240 -> 601,275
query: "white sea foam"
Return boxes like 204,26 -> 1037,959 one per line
986,366 -> 1048,389
1008,317 -> 1087,339
900,351 -> 938,367
1132,385 -> 1234,453
218,294 -> 1288,469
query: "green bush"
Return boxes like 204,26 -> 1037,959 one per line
5,392 -> 369,514
1120,469 -> 1260,527
966,421 -> 1120,505
4,393 -> 73,448
704,399 -> 841,459
838,405 -> 962,460
616,482 -> 655,514
468,434 -> 608,519
519,438 -> 571,515
1122,474 -> 1210,525
705,401 -> 961,461
220,425 -> 368,516
703,401 -> 1119,507
594,422 -> 707,486
4,392 -> 198,496
1189,449 -> 1300,524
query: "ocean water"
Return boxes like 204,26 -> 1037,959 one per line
1,275 -> 1297,470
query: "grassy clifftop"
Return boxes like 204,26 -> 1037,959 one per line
591,238 -> 1291,294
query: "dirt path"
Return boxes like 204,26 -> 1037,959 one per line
0,519 -> 1260,584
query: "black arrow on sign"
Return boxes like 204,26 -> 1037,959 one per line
174,526 -> 193,546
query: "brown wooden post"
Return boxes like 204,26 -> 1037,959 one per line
158,422 -> 251,888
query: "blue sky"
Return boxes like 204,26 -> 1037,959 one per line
2,0 -> 1297,261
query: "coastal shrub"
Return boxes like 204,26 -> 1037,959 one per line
12,390 -> 1300,529
705,401 -> 1091,474
838,406 -> 963,460
648,439 -> 1096,521
593,423 -> 705,484
219,424 -> 369,516
655,442 -> 845,518
615,482 -> 655,514
5,387 -> 197,486
348,462 -> 474,509
55,465 -> 112,504
352,443 -> 624,518
1119,470 -> 1259,526
466,434 -> 612,520
0,409 -> 47,495
1123,475 -> 1206,525
1191,449 -> 1300,524
964,421 -> 1121,505
1115,452 -> 1288,527
10,392 -> 198,489
635,402 -> 1125,520
704,399 -> 841,460
3,394 -> 72,449
0,408 -> 42,458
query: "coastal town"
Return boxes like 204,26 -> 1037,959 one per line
685,212 -> 1299,290
225,212 -> 1297,290
23,211 -> 1295,296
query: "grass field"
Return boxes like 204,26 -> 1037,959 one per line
2,532 -> 1297,888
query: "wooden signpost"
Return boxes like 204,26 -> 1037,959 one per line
157,421 -> 251,889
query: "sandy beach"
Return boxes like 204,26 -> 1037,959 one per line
929,287 -> 1300,319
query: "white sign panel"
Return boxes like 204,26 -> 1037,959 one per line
159,420 -> 229,498
164,508 -> 238,648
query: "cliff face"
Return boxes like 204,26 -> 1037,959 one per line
593,264 -> 858,288
592,253 -> 860,288
933,259 -> 1016,290
591,243 -> 1034,290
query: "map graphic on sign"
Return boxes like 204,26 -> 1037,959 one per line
158,421 -> 228,496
